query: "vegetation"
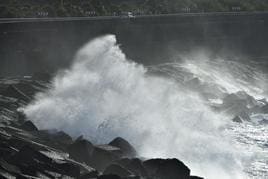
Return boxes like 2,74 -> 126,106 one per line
1,0 -> 268,18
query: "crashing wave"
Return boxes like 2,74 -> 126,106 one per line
23,35 -> 268,179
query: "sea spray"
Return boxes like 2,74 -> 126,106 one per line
23,35 -> 246,179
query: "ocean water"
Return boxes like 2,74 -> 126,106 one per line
23,35 -> 268,179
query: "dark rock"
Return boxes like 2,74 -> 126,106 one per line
0,159 -> 21,175
190,176 -> 204,179
115,158 -> 147,177
8,137 -> 45,151
53,131 -> 73,144
79,170 -> 99,179
17,111 -> 26,122
98,174 -> 122,179
2,85 -> 31,102
259,119 -> 268,125
223,92 -> 257,108
103,164 -> 132,177
0,140 -> 17,158
143,158 -> 190,179
0,168 -> 17,179
238,111 -> 251,121
56,162 -> 80,177
232,116 -> 243,123
8,145 -> 81,178
20,121 -> 38,131
76,135 -> 84,141
109,137 -> 137,158
260,104 -> 268,113
9,145 -> 52,166
185,78 -> 201,90
34,130 -> 73,150
235,91 -> 258,107
91,145 -> 121,171
221,93 -> 252,116
123,176 -> 140,179
67,139 -> 94,164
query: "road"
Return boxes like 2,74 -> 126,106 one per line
0,11 -> 268,24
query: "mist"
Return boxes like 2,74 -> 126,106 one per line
23,35 -> 248,179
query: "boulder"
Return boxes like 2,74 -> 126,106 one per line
67,139 -> 94,164
2,85 -> 31,102
260,104 -> 268,113
10,145 -> 52,165
76,135 -> 84,141
98,174 -> 122,179
0,159 -> 21,175
232,116 -> 243,123
259,119 -> 268,125
34,130 -> 73,150
103,164 -> 132,177
79,170 -> 99,179
190,176 -> 204,179
123,176 -> 140,179
109,137 -> 137,158
143,158 -> 190,179
8,145 -> 80,178
20,121 -> 38,131
115,158 -> 147,177
91,145 -> 121,171
52,131 -> 73,144
56,162 -> 80,177
0,140 -> 17,158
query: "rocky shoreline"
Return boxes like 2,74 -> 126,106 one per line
0,75 -> 203,179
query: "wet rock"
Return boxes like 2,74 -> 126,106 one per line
2,85 -> 31,102
20,120 -> 38,131
235,91 -> 258,107
0,142 -> 17,158
98,174 -> 122,179
8,137 -> 40,151
79,170 -> 99,179
67,139 -> 94,164
7,145 -> 81,178
143,158 -> 190,179
221,93 -> 252,115
185,77 -> 201,90
109,137 -> 137,158
0,168 -> 17,179
91,145 -> 121,171
103,164 -> 132,177
56,162 -> 80,177
9,145 -> 52,165
260,104 -> 268,113
259,119 -> 268,125
123,176 -> 140,179
115,158 -> 147,177
232,116 -> 243,123
17,111 -> 26,122
34,130 -> 73,150
76,135 -> 84,141
53,131 -> 73,144
0,159 -> 21,175
190,176 -> 204,179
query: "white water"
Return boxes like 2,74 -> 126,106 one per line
24,35 -> 268,179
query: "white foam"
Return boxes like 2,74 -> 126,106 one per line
24,35 -> 246,179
